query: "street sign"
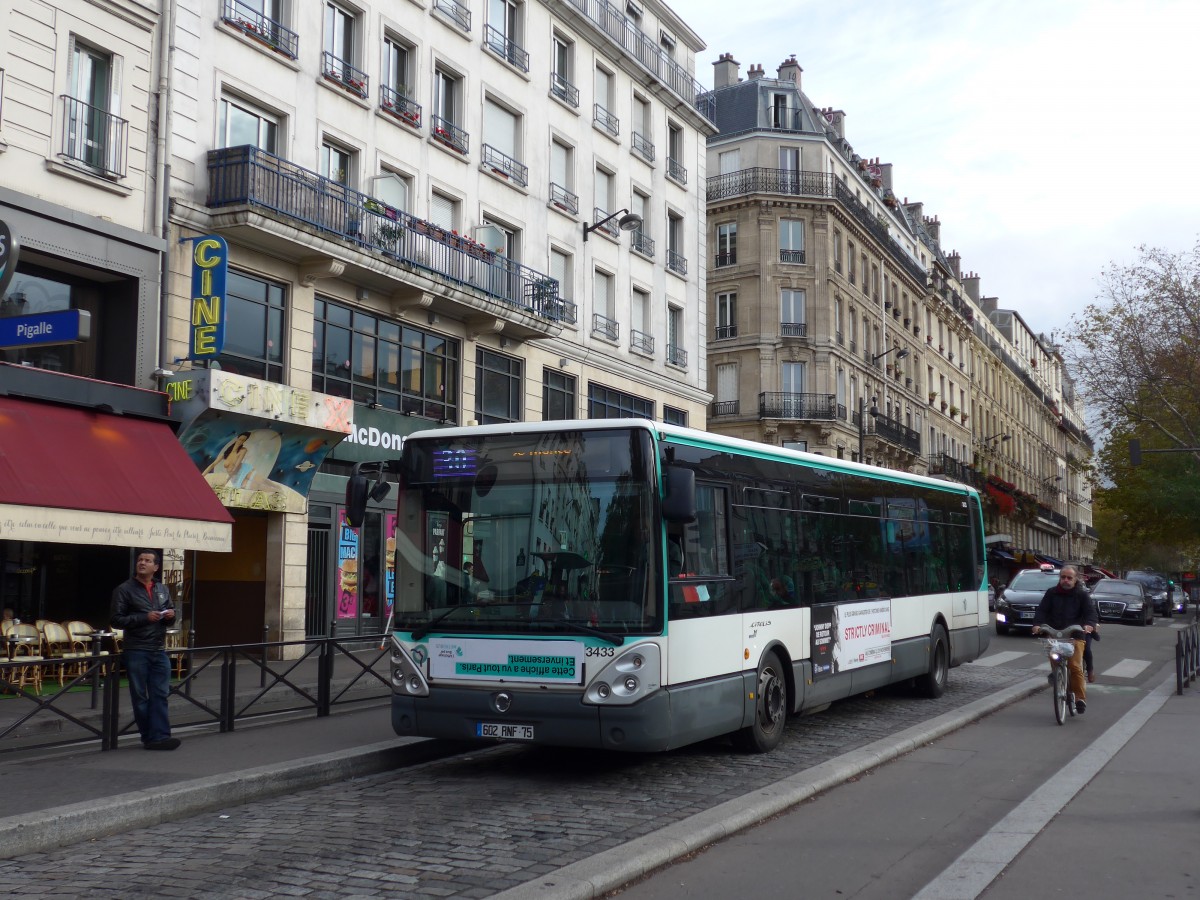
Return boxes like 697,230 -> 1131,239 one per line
0,309 -> 92,350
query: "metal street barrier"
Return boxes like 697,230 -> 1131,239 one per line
1177,616 -> 1199,694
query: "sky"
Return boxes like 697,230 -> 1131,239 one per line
678,0 -> 1200,342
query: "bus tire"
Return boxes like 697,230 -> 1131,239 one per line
733,650 -> 788,753
917,626 -> 949,699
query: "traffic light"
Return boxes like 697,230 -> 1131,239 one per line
1128,439 -> 1142,466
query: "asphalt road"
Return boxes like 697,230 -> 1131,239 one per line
607,614 -> 1187,900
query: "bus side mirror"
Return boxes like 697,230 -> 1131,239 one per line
662,466 -> 696,523
345,462 -> 391,528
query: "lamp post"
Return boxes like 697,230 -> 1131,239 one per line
582,208 -> 643,242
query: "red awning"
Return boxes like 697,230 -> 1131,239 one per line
0,396 -> 233,551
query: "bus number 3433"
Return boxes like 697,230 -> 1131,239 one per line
585,646 -> 616,658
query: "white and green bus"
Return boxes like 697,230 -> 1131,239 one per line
351,419 -> 989,753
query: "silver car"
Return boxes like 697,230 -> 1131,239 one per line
994,568 -> 1063,634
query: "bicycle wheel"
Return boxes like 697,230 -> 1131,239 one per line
1053,665 -> 1068,725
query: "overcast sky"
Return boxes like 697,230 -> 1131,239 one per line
680,0 -> 1199,342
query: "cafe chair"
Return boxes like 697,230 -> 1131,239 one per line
165,625 -> 187,679
64,621 -> 95,654
8,623 -> 45,693
42,622 -> 94,685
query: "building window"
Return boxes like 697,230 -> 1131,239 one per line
662,406 -> 687,426
781,288 -> 805,335
550,33 -> 578,107
632,94 -> 654,161
322,2 -> 366,98
779,218 -> 804,263
543,368 -> 576,420
782,361 -> 805,394
549,139 -> 576,212
715,223 -> 736,267
667,123 -> 686,184
212,270 -> 286,383
485,0 -> 528,71
429,190 -> 458,231
783,440 -> 808,453
312,297 -> 460,420
832,230 -> 842,274
321,141 -> 353,185
715,292 -> 737,339
593,66 -> 617,135
666,212 -> 686,275
483,97 -> 526,185
475,349 -> 523,424
64,39 -> 127,176
218,94 -> 279,152
666,306 -> 686,367
432,66 -> 467,153
847,241 -> 856,285
588,383 -> 653,419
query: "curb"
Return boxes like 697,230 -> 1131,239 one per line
0,736 -> 467,860
493,675 -> 1046,900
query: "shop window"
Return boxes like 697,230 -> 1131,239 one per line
542,368 -> 576,420
475,349 -> 522,424
211,270 -> 286,382
587,383 -> 652,419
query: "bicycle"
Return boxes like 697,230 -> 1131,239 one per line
1037,625 -> 1087,724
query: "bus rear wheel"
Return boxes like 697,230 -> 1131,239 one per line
917,625 -> 949,699
733,650 -> 787,753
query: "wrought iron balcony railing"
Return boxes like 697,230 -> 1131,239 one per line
714,324 -> 737,340
667,249 -> 687,275
431,115 -> 469,155
321,52 -> 368,99
758,392 -> 837,420
868,413 -> 921,455
433,0 -> 470,31
222,0 -> 299,58
482,144 -> 528,186
714,251 -> 736,267
593,104 -> 619,137
549,182 -> 578,215
379,85 -> 421,128
632,131 -> 655,162
710,400 -> 740,417
667,345 -> 687,368
206,145 -> 563,320
780,322 -> 807,337
630,329 -> 654,355
484,25 -> 530,71
60,95 -> 128,178
630,230 -> 654,257
927,453 -> 971,484
667,157 -> 687,185
550,72 -> 580,107
592,313 -> 619,341
779,248 -> 806,264
591,207 -> 619,238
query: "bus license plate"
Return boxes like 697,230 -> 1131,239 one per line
477,722 -> 535,741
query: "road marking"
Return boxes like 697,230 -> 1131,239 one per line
912,673 -> 1174,900
969,651 -> 1028,667
1099,658 -> 1151,678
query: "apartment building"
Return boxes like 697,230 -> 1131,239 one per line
157,0 -> 717,644
702,53 -> 1094,567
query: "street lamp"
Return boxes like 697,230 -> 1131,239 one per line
982,432 -> 1011,445
582,208 -> 643,242
871,346 -> 910,363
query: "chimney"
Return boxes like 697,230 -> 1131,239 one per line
878,162 -> 893,192
904,200 -> 923,221
981,296 -> 999,315
712,52 -> 740,89
925,215 -> 940,243
962,272 -> 981,303
747,63 -> 764,80
777,55 -> 802,87
947,251 -> 961,280
825,108 -> 845,139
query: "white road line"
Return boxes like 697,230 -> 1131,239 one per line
1100,658 -> 1151,678
969,651 -> 1028,667
911,673 -> 1175,900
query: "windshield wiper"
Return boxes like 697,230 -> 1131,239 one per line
410,605 -> 472,640
538,620 -> 624,646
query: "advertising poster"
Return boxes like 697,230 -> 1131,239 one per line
385,513 -> 397,619
337,511 -> 359,619
811,604 -> 836,680
811,600 -> 892,679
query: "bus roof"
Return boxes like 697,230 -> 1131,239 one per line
401,418 -> 980,497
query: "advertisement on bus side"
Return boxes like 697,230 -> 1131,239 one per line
811,599 -> 893,679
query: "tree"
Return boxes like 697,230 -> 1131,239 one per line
1066,240 -> 1200,560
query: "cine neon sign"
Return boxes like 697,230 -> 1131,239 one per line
188,235 -> 228,360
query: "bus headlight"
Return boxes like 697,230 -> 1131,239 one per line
584,643 -> 661,706
390,636 -> 430,697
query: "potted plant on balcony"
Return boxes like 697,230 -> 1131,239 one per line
949,405 -> 959,417
961,412 -> 969,423
928,391 -> 937,404
941,400 -> 948,412
926,334 -> 932,343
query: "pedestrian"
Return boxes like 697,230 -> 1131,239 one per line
110,549 -> 180,750
1084,623 -> 1100,683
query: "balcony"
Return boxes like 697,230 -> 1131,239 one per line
667,249 -> 687,276
630,329 -> 654,355
433,0 -> 471,31
221,0 -> 299,58
758,392 -> 837,420
710,400 -> 740,417
481,145 -> 528,186
667,157 -> 687,185
780,322 -> 807,337
549,182 -> 578,215
927,452 -> 972,485
714,251 -> 736,267
484,25 -> 530,71
431,115 -> 469,155
592,313 -> 619,341
205,145 -> 563,337
779,248 -> 806,264
593,103 -> 619,137
714,324 -> 737,340
667,345 -> 687,368
379,85 -> 421,128
630,230 -> 655,257
868,413 -> 921,455
632,131 -> 655,162
590,207 -> 619,239
60,96 -> 128,178
550,72 -> 579,108
321,52 -> 368,100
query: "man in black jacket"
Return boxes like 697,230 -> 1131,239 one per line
1033,566 -> 1097,714
111,550 -> 180,750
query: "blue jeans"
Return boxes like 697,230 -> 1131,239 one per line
123,649 -> 172,744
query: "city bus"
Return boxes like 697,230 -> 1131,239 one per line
348,419 -> 990,753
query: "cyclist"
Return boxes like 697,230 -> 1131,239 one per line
1032,566 -> 1098,714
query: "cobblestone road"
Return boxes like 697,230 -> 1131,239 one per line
1,664 -> 1028,898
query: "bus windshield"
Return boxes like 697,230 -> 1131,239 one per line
393,428 -> 661,637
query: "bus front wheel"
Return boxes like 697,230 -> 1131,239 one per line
733,650 -> 788,753
917,625 -> 949,699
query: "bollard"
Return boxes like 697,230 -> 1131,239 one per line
262,625 -> 270,687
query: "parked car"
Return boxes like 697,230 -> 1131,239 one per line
1091,578 -> 1153,626
1124,570 -> 1185,616
994,567 -> 1063,634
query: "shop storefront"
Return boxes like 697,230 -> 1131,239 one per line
0,365 -> 233,626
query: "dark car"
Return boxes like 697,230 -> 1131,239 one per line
1091,578 -> 1152,626
995,568 -> 1064,634
1125,570 -> 1186,616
